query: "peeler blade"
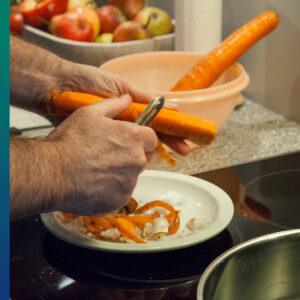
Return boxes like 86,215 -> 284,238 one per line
135,96 -> 165,126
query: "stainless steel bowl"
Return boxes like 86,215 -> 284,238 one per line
197,229 -> 300,300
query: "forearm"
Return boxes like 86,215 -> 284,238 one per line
10,138 -> 64,219
10,35 -> 72,114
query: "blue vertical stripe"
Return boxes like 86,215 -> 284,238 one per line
0,1 -> 10,300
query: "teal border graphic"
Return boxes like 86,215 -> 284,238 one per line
0,1 -> 10,300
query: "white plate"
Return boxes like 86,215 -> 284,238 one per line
41,170 -> 234,253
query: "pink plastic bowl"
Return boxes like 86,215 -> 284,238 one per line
100,51 -> 249,128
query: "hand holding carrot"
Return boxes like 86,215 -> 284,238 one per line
46,95 -> 158,216
10,36 -> 190,156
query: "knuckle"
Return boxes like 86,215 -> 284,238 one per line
144,127 -> 158,150
127,124 -> 143,142
136,154 -> 147,167
73,106 -> 94,120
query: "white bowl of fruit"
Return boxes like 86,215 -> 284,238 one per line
14,0 -> 175,66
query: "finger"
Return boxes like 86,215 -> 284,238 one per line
157,133 -> 191,156
164,103 -> 178,110
108,72 -> 153,104
146,151 -> 155,162
95,70 -> 153,104
88,94 -> 132,118
126,83 -> 153,104
139,126 -> 158,153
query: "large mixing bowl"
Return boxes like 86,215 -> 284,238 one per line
100,51 -> 249,128
197,229 -> 300,300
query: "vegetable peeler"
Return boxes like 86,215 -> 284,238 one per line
135,96 -> 165,126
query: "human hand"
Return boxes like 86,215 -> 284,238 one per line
46,95 -> 158,216
55,62 -> 190,156
10,36 -> 189,155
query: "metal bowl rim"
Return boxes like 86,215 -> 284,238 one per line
197,228 -> 300,299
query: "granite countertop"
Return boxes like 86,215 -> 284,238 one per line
12,100 -> 300,175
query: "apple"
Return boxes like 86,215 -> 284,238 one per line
95,33 -> 114,43
135,6 -> 173,37
72,6 -> 100,39
113,20 -> 148,42
10,5 -> 24,35
97,5 -> 126,34
20,0 -> 68,28
67,0 -> 96,10
109,0 -> 144,19
49,10 -> 93,42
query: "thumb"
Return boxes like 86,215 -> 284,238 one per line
89,94 -> 132,118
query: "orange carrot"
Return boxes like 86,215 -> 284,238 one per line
49,90 -> 217,145
171,11 -> 279,91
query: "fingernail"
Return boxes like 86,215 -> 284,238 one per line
164,103 -> 178,111
182,143 -> 191,155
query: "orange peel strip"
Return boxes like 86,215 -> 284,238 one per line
61,212 -> 79,220
125,212 -> 160,229
135,200 -> 176,214
167,211 -> 180,234
106,216 -> 145,244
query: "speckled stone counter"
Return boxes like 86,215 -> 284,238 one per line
19,100 -> 300,175
147,100 -> 300,174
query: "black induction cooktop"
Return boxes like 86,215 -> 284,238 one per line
11,151 -> 300,300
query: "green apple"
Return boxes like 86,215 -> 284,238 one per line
95,33 -> 114,43
135,6 -> 173,37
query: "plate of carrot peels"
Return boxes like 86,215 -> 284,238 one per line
41,171 -> 233,253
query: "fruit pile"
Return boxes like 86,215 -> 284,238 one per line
10,0 -> 174,43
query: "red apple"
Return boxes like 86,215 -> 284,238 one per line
73,6 -> 100,39
97,5 -> 126,34
49,10 -> 93,42
20,0 -> 68,28
113,20 -> 148,42
10,5 -> 24,35
109,0 -> 144,19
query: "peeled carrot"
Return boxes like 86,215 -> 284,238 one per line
171,11 -> 279,91
49,90 -> 217,145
